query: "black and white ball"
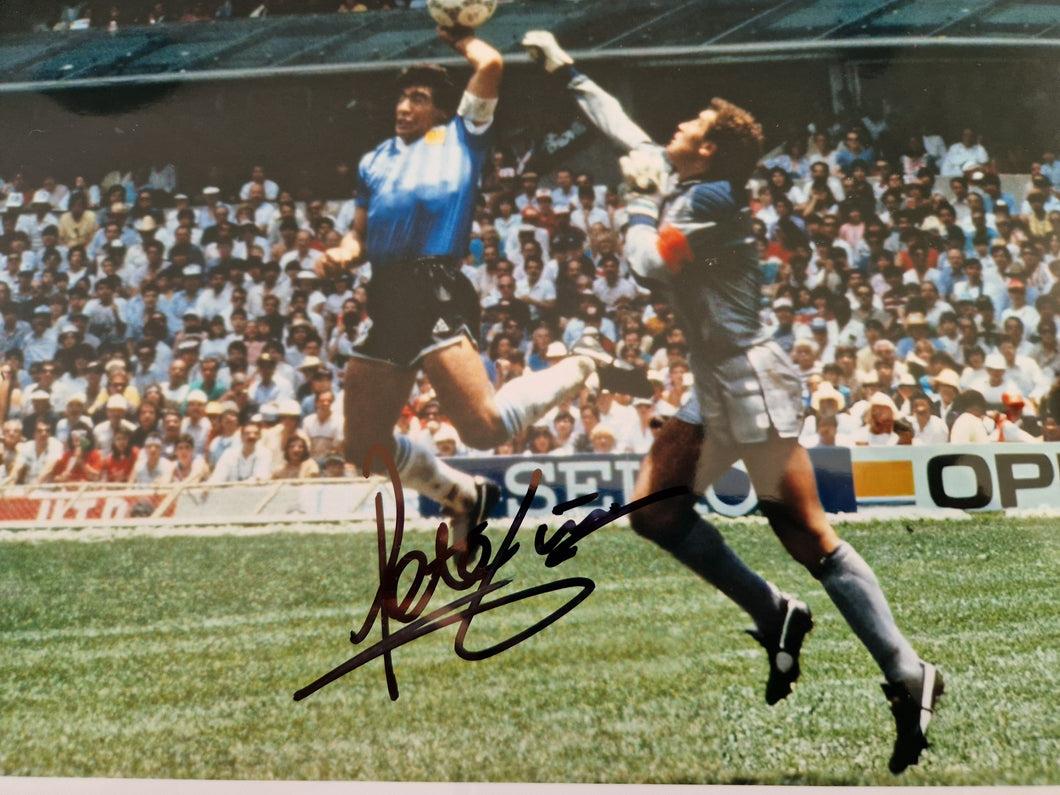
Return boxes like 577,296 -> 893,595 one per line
427,0 -> 497,29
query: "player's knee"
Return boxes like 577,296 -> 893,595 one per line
454,413 -> 508,451
457,425 -> 503,451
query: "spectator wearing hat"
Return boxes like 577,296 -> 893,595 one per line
16,190 -> 60,252
261,397 -> 307,465
197,186 -> 230,232
93,394 -> 136,457
800,383 -> 851,447
973,352 -> 1018,411
767,296 -> 799,353
995,391 -> 1041,442
1001,278 -> 1039,333
851,392 -> 900,446
207,402 -> 242,466
179,390 -> 212,457
588,424 -> 618,454
123,215 -> 162,277
893,312 -> 934,360
169,264 -> 205,330
790,338 -> 822,397
21,387 -> 59,441
929,369 -> 961,427
55,391 -> 94,446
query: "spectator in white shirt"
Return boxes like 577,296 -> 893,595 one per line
910,393 -> 950,445
208,421 -> 272,483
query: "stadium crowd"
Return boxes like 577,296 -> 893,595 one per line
3,114 -> 1060,489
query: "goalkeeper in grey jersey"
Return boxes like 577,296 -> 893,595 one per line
523,31 -> 943,775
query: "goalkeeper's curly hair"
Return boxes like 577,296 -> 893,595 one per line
704,98 -> 764,188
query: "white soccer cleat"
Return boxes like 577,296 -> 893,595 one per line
521,30 -> 573,73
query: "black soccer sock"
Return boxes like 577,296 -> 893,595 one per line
651,516 -> 786,635
819,542 -> 923,686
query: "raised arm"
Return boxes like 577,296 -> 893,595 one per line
439,26 -> 502,103
523,31 -> 654,155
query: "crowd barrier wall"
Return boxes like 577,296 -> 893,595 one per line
7,443 -> 1058,528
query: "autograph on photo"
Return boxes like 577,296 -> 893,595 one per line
294,445 -> 686,702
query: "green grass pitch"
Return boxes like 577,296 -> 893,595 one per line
1,514 -> 1059,785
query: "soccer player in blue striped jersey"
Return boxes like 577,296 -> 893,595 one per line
318,26 -> 606,543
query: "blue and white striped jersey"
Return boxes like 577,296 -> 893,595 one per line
356,116 -> 489,269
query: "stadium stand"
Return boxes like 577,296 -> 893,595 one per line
2,0 -> 1060,515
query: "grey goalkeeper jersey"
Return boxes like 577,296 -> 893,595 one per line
567,71 -> 767,365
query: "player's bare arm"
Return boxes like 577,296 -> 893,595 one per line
439,25 -> 502,102
317,206 -> 365,278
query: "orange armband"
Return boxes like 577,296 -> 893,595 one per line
657,224 -> 693,273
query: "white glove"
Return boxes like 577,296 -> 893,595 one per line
619,147 -> 669,195
521,30 -> 573,73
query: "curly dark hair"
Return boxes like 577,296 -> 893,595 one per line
396,63 -> 459,118
704,97 -> 764,187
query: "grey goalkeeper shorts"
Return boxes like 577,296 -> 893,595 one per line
677,341 -> 804,448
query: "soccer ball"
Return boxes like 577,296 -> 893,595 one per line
427,0 -> 497,29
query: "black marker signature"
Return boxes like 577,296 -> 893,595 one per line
294,444 -> 686,701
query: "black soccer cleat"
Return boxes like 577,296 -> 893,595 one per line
746,596 -> 815,705
882,661 -> 945,774
570,333 -> 654,398
450,476 -> 501,552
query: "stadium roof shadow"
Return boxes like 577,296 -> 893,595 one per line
0,0 -> 1058,91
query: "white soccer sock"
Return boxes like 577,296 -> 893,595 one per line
393,434 -> 476,513
819,541 -> 923,685
494,356 -> 594,438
